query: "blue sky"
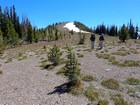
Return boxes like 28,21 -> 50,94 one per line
0,0 -> 140,28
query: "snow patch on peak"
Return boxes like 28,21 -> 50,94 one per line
63,22 -> 80,32
63,22 -> 90,33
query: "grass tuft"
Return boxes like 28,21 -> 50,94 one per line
98,99 -> 109,105
69,79 -> 84,95
47,65 -> 55,70
5,58 -> 12,63
101,78 -> 120,90
84,83 -> 99,102
81,74 -> 94,82
0,70 -> 3,74
111,93 -> 132,105
56,67 -> 66,75
126,77 -> 140,85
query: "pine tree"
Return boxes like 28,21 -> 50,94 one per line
27,22 -> 33,43
78,32 -> 86,44
33,27 -> 38,42
65,49 -> 80,83
119,24 -> 129,42
8,20 -> 19,46
128,19 -> 135,39
47,45 -> 62,65
55,28 -> 58,40
109,25 -> 117,36
0,6 -> 2,26
1,7 -> 9,38
0,28 -> 3,44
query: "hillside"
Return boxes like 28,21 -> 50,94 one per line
0,34 -> 140,105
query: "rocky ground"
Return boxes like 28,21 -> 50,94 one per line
0,36 -> 140,105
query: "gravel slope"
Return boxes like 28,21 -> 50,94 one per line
0,38 -> 140,105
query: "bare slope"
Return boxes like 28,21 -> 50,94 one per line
0,36 -> 140,105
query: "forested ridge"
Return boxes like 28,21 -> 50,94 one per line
0,5 -> 139,48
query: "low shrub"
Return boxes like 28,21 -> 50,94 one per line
47,45 -> 62,65
58,58 -> 67,65
39,62 -> 46,68
101,78 -> 120,90
127,77 -> 140,85
18,56 -> 27,61
112,94 -> 131,105
0,70 -> 3,74
96,53 -> 110,59
40,59 -> 48,63
69,79 -> 84,95
98,99 -> 109,105
56,67 -> 66,75
81,75 -> 94,82
5,58 -> 12,63
123,60 -> 140,67
47,65 -> 55,71
85,83 -> 99,102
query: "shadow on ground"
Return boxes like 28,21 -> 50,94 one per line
44,64 -> 52,69
47,82 -> 74,95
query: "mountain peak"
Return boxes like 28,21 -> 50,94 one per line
63,22 -> 90,33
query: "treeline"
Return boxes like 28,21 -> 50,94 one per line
0,5 -> 34,45
74,21 -> 94,33
95,19 -> 138,39
0,6 -> 70,47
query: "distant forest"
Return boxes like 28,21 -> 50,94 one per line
0,5 -> 139,48
74,21 -> 138,39
0,5 -> 70,47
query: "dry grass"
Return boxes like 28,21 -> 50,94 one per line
112,51 -> 129,56
96,53 -> 140,67
85,84 -> 99,101
81,74 -> 94,82
39,63 -> 46,68
56,67 -> 65,75
126,77 -> 140,85
77,54 -> 84,58
127,89 -> 140,98
101,78 -> 120,90
113,47 -> 139,56
96,53 -> 111,59
0,65 -> 3,74
98,99 -> 109,105
58,58 -> 67,65
69,79 -> 84,95
40,59 -> 48,64
111,93 -> 132,105
47,65 -> 55,70
5,57 -> 12,63
18,55 -> 27,61
119,60 -> 140,67
0,70 -> 3,74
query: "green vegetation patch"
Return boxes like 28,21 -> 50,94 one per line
5,57 -> 12,63
69,79 -> 84,95
111,93 -> 132,105
127,89 -> 140,98
101,78 -> 120,90
85,84 -> 99,101
56,67 -> 66,75
47,65 -> 55,71
98,99 -> 109,105
112,51 -> 129,56
18,55 -> 27,61
81,74 -> 94,82
0,70 -> 3,74
126,77 -> 140,85
96,53 -> 140,67
40,59 -> 48,64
